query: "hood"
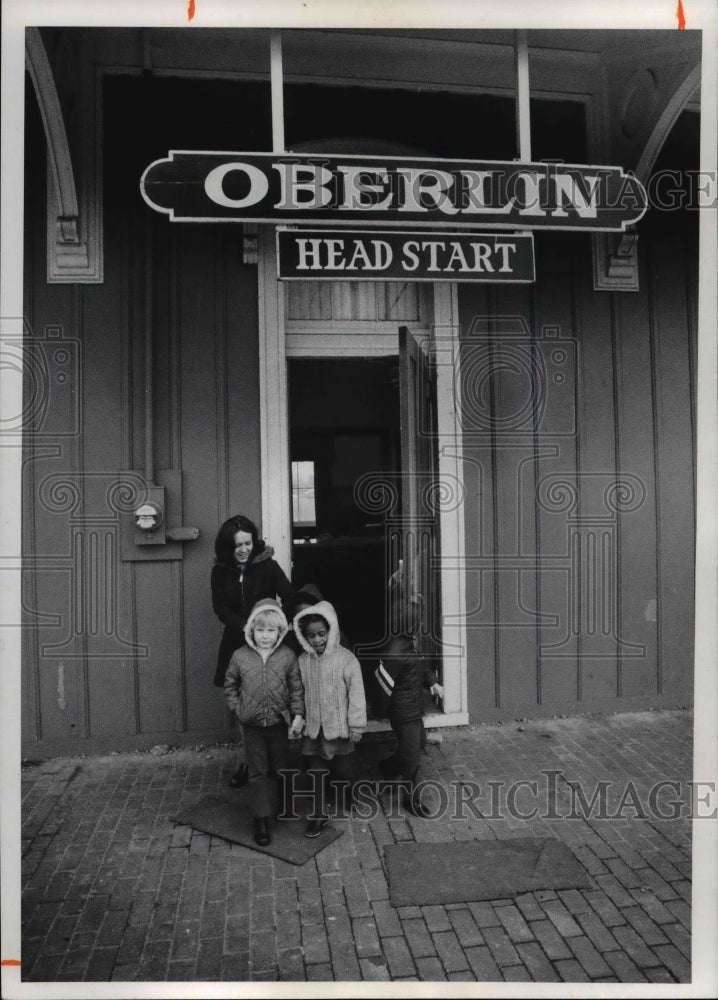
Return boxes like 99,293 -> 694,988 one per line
243,597 -> 288,653
243,541 -> 273,567
293,600 -> 340,657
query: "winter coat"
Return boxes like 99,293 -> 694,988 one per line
211,542 -> 294,687
374,634 -> 439,723
294,601 -> 367,742
224,599 -> 305,727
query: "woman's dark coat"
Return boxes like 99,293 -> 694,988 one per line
211,542 -> 294,686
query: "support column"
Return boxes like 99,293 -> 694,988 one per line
258,227 -> 291,574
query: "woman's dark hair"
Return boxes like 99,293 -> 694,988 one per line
299,613 -> 329,635
214,514 -> 260,565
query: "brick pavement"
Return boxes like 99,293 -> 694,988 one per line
17,709 -> 694,984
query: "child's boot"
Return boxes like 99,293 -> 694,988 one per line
304,816 -> 329,838
253,816 -> 271,846
341,782 -> 357,814
402,771 -> 431,818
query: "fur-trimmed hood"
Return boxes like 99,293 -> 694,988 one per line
245,541 -> 275,566
293,600 -> 340,657
243,598 -> 289,654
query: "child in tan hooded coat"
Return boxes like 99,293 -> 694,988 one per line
294,600 -> 367,837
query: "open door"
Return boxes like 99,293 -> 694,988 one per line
396,326 -> 442,678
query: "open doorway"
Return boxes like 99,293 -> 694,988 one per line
287,356 -> 400,657
288,348 -> 443,719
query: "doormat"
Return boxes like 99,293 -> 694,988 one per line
172,795 -> 344,865
384,838 -> 592,907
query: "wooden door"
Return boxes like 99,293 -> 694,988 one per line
397,326 -> 442,664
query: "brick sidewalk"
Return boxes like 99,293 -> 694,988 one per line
19,710 -> 692,984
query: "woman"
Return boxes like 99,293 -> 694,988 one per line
211,514 -> 294,688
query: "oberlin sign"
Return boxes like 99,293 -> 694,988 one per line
141,152 -> 647,232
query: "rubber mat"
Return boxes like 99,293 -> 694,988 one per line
384,837 -> 592,906
172,794 -> 344,865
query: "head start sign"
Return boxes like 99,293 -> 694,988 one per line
141,152 -> 648,232
276,229 -> 535,282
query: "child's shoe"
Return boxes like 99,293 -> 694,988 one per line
403,790 -> 431,818
304,816 -> 329,838
341,783 -> 360,814
229,764 -> 249,788
253,816 -> 271,846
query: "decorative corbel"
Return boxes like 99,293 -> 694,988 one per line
592,229 -> 640,292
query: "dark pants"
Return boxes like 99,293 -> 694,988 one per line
242,723 -> 290,818
306,753 -> 354,819
380,716 -> 426,786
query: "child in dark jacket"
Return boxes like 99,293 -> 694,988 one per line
294,601 -> 367,838
224,598 -> 304,846
375,619 -> 444,817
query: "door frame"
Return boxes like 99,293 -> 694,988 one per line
257,225 -> 469,728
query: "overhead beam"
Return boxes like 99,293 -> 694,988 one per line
270,30 -> 285,154
514,29 -> 531,161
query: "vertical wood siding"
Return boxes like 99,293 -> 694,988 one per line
459,228 -> 697,720
23,118 -> 261,751
285,279 -> 427,323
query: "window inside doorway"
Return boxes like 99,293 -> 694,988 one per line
291,460 -> 317,532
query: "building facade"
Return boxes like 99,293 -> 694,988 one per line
21,27 -> 700,754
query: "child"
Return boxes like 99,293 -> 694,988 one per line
374,599 -> 444,817
294,601 -> 367,838
285,589 -> 354,657
283,590 -> 321,657
224,598 -> 304,846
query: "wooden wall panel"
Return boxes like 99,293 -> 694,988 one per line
133,561 -> 178,733
648,227 -> 697,697
573,242 -> 621,703
490,284 -> 541,713
458,222 -> 696,721
72,200 -> 141,740
612,281 -> 659,697
457,285 -> 499,721
23,93 -> 143,746
531,233 -> 581,707
23,96 -> 262,749
170,225 -> 261,733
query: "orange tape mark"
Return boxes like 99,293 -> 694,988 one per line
676,0 -> 686,29
1,960 -> 21,966
188,0 -> 195,20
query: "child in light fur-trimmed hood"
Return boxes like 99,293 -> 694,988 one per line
294,600 -> 367,838
224,598 -> 304,847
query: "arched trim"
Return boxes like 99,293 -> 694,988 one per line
25,27 -> 103,283
594,59 -> 700,292
635,63 -> 701,183
25,27 -> 79,243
